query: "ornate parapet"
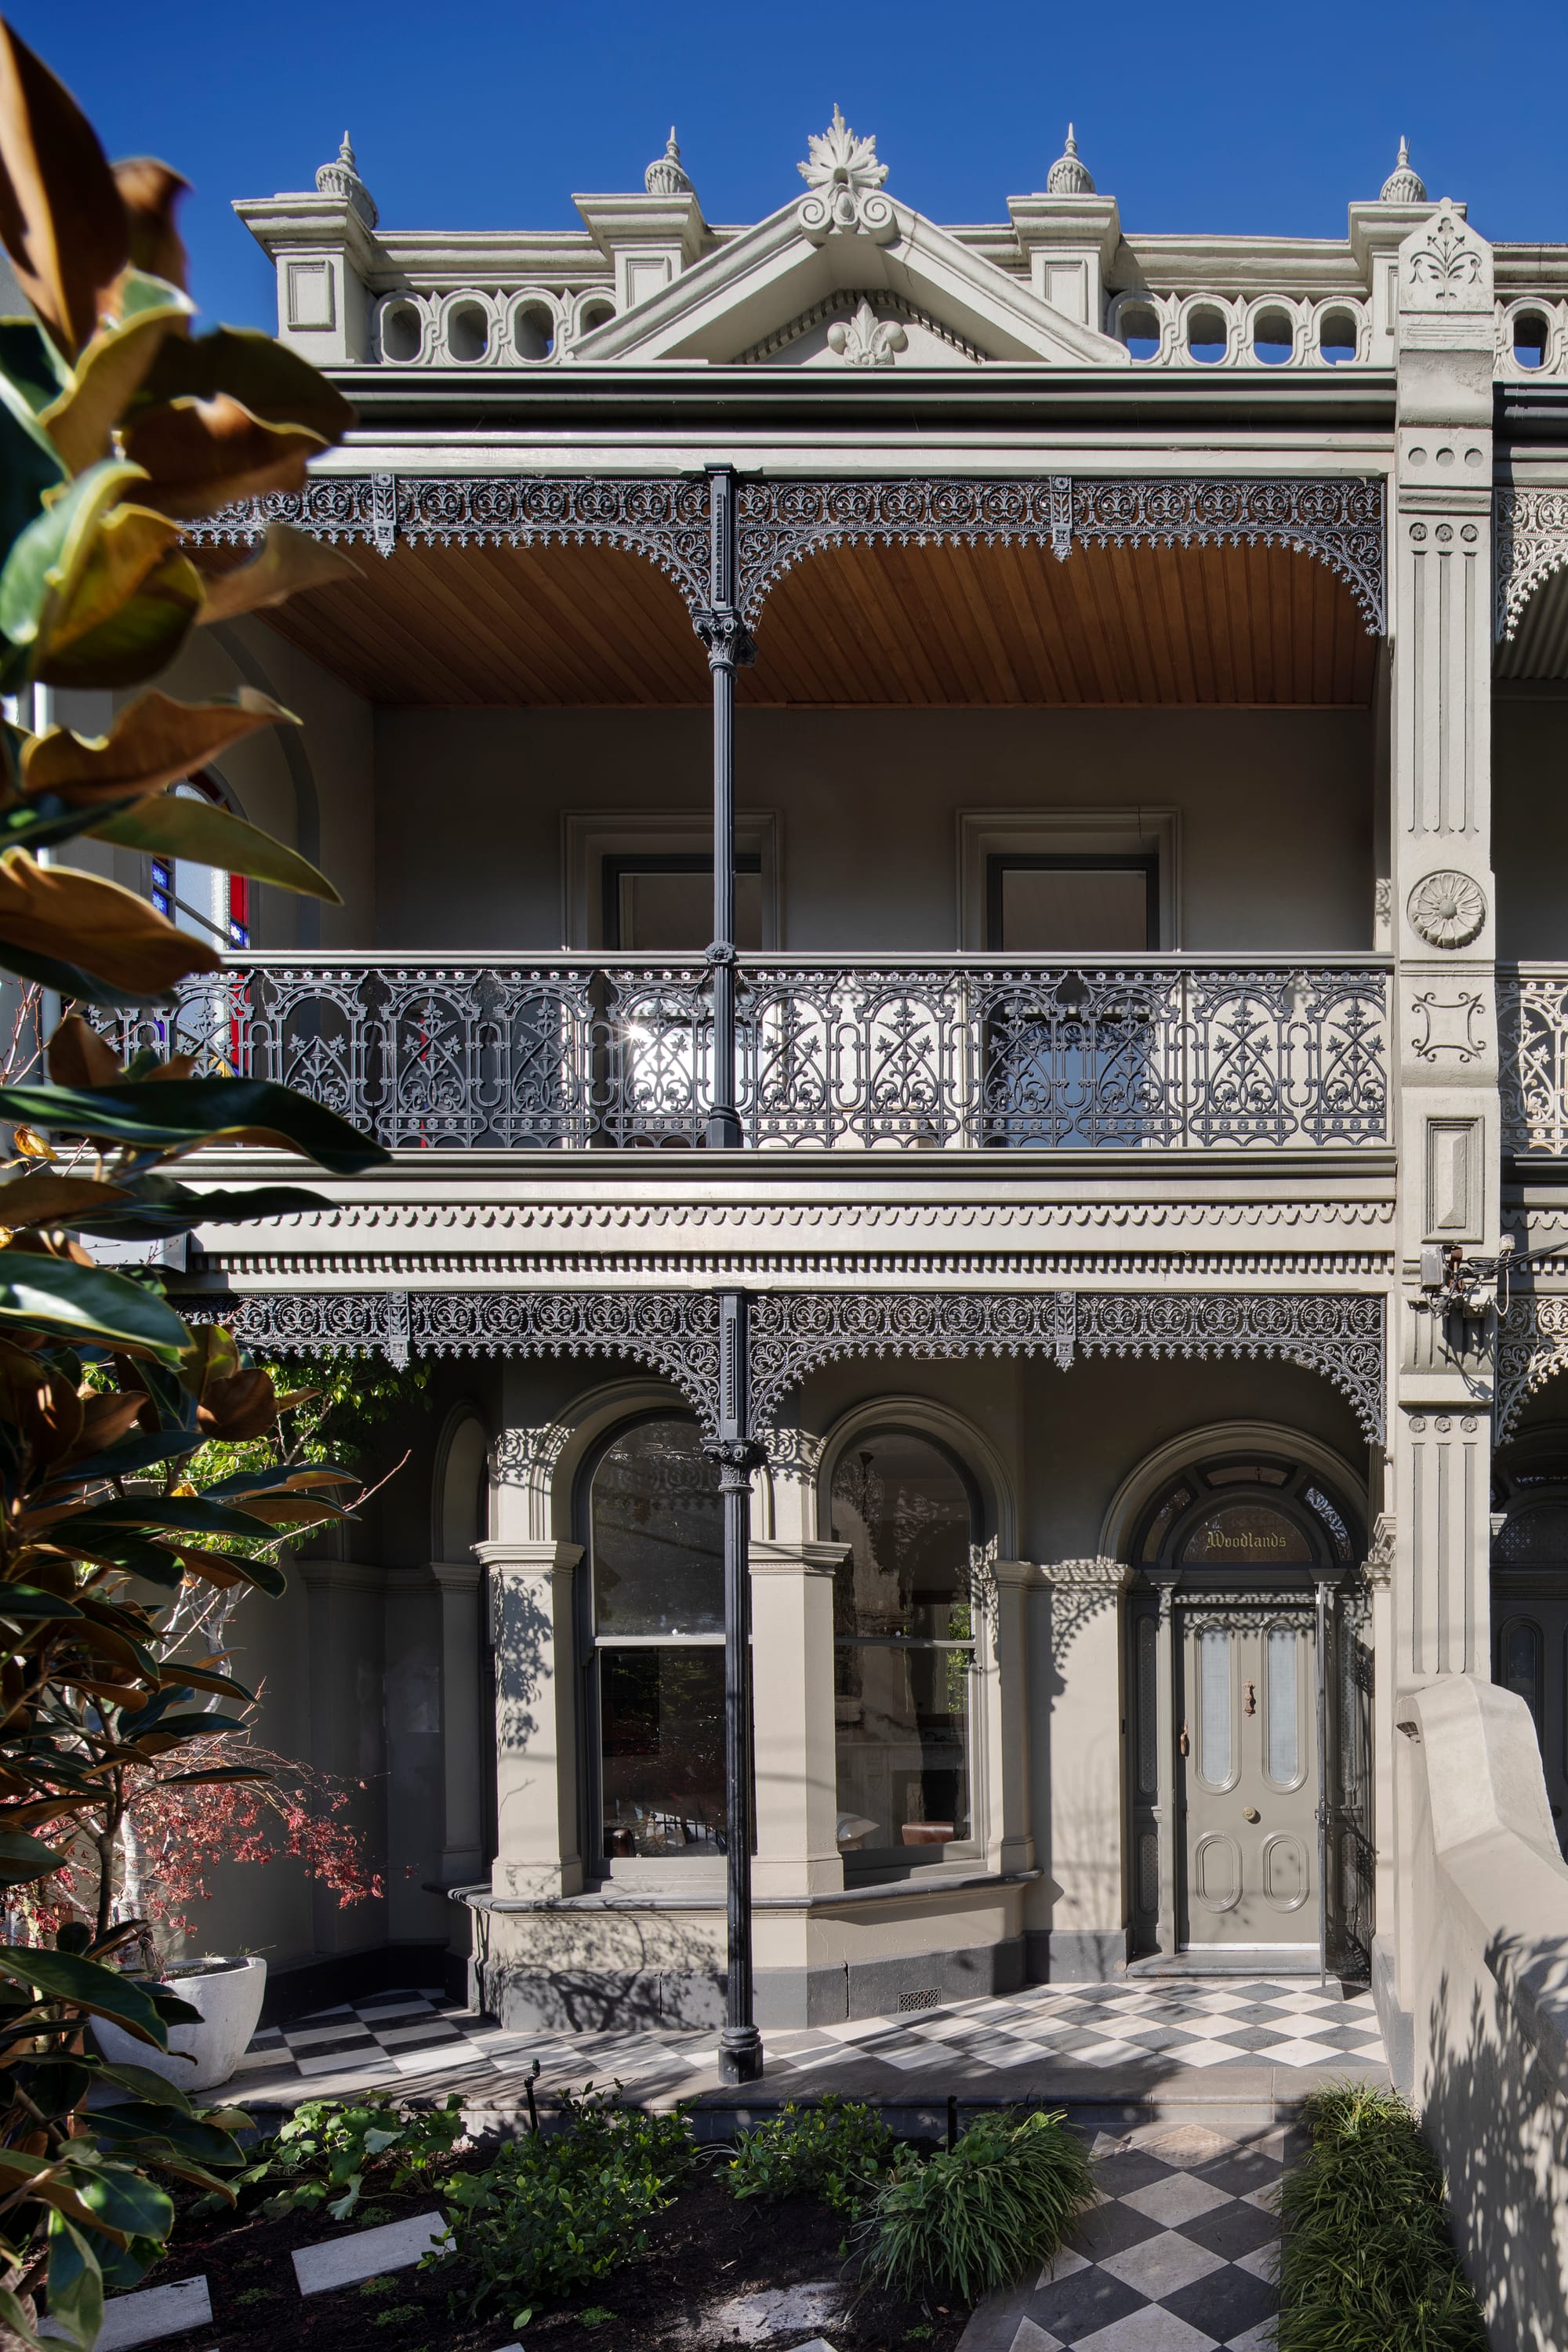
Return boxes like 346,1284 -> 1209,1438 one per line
185,1286 -> 1386,1447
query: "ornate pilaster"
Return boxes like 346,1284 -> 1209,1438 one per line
1391,200 -> 1498,1691
1038,1559 -> 1131,1972
430,1562 -> 486,1884
477,1541 -> 583,1901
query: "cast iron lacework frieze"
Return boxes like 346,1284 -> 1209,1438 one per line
187,473 -> 1386,634
1494,486 -> 1568,642
182,1288 -> 1385,1447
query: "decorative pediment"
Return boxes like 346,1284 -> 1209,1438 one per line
737,291 -> 984,368
1398,198 -> 1492,343
572,107 -> 1128,368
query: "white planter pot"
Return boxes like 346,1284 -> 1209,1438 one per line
93,1956 -> 267,2094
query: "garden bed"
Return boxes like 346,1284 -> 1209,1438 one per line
141,2166 -> 971,2352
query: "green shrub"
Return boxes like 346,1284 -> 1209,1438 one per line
203,2094 -> 469,2223
861,2109 -> 1095,2304
727,2096 -> 899,2216
1278,2084 -> 1487,2352
434,2087 -> 699,2323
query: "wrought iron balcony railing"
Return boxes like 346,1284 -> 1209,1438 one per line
97,955 -> 1391,1153
1503,967 -> 1568,1156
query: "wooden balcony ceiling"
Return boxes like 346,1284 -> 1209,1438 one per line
244,531 -> 1377,707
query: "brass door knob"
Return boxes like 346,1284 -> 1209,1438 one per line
1243,1806 -> 1261,1823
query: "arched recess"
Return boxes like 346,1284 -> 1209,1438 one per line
492,1374 -> 774,1547
434,1403 -> 491,1562
1100,1420 -> 1370,1567
202,620 -> 325,945
811,1393 -> 1014,1561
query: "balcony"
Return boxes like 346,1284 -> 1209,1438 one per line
1504,968 -> 1568,1157
103,956 -> 1391,1154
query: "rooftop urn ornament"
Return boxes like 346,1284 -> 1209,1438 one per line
315,130 -> 378,228
1046,124 -> 1096,197
797,103 -> 895,241
1381,136 -> 1427,204
645,127 -> 694,198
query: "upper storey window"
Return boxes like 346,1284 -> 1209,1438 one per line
604,854 -> 762,952
986,854 -> 1158,953
149,775 -> 249,949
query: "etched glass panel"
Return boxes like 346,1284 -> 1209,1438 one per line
1200,1629 -> 1232,1785
1266,1628 -> 1301,1784
1180,1503 -> 1313,1567
590,1418 -> 722,1635
1138,1617 -> 1158,1798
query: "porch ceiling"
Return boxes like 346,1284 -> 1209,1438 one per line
234,531 -> 1377,709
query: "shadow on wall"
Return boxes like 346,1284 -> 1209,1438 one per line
1422,1956 -> 1568,2351
1400,1677 -> 1568,2352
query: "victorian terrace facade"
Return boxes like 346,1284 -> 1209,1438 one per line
67,114 -> 1568,2270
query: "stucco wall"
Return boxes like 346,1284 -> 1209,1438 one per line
370,706 -> 1374,954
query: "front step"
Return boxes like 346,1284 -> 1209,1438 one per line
1126,1949 -> 1345,1980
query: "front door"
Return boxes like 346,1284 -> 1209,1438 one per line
1178,1607 -> 1318,1954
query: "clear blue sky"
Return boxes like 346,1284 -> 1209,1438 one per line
15,0 -> 1567,334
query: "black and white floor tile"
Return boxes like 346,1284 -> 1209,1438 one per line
958,2122 -> 1290,2352
226,1976 -> 1383,2105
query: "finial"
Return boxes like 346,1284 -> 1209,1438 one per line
1380,136 -> 1427,205
1046,122 -> 1096,197
644,125 -> 695,198
316,129 -> 378,227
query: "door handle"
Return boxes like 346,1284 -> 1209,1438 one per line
1243,1680 -> 1257,1718
1178,1722 -> 1190,1757
1243,1806 -> 1261,1823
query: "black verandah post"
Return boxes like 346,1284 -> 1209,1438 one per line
695,463 -> 764,2085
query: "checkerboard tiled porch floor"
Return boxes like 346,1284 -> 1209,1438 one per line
226,1974 -> 1385,2114
959,2120 -> 1294,2352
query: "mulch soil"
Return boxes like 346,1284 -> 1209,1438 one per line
139,2158 -> 973,2352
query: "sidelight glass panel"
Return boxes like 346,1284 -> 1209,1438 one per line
1266,1627 -> 1301,1784
1200,1628 -> 1232,1785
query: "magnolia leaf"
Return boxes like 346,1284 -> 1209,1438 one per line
45,2215 -> 104,2352
93,790 -> 342,902
0,1945 -> 172,2045
122,395 -> 328,522
47,1011 -> 122,1087
41,500 -> 183,651
71,1494 -> 292,1542
0,1828 -> 67,1883
40,287 -> 194,476
0,2282 -> 49,2352
159,1544 -> 286,1597
0,1251 -> 189,1362
0,1586 -> 83,1620
63,2155 -> 173,2242
197,523 -> 360,625
155,1766 -> 268,1787
0,455 -> 145,658
113,162 -> 189,291
0,22 -> 128,358
0,1168 -> 129,1225
0,851 -> 222,994
38,533 -> 203,691
0,1076 -> 387,1174
71,1182 -> 331,1240
134,325 -> 354,442
24,684 -> 293,804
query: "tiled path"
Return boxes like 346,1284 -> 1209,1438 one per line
227,1976 -> 1385,2118
958,2118 -> 1294,2352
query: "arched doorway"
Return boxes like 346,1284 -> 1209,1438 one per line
1492,1437 -> 1568,1853
1123,1447 -> 1364,1969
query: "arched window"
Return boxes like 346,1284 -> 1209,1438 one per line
149,771 -> 250,949
828,1427 -> 978,1868
1132,1453 -> 1358,1573
583,1416 -> 723,1862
